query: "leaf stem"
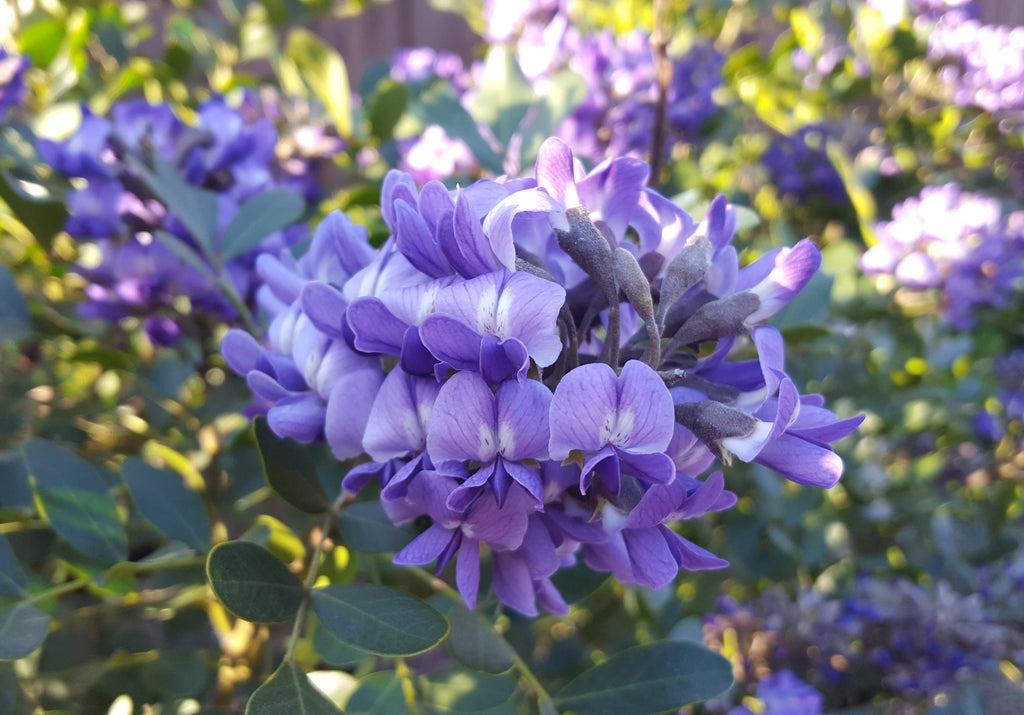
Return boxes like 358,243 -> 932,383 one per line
24,576 -> 92,606
284,511 -> 334,662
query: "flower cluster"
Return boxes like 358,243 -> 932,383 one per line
515,16 -> 724,164
221,137 -> 860,616
41,93 -> 340,345
927,8 -> 1024,122
860,183 -> 1024,329
727,670 -> 824,715
761,126 -> 850,206
704,577 -> 1023,706
0,47 -> 29,119
995,349 -> 1024,423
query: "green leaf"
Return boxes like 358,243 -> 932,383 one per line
206,541 -> 304,623
18,18 -> 66,68
0,534 -> 28,598
446,604 -> 515,674
283,30 -> 352,138
141,650 -> 210,699
553,642 -> 734,714
254,417 -> 330,514
409,85 -> 503,174
313,623 -> 371,667
220,189 -> 305,261
469,45 -> 535,147
21,440 -> 110,493
0,602 -> 52,660
0,262 -> 31,344
366,78 -> 410,141
0,661 -> 33,714
154,230 -> 216,279
246,661 -> 342,714
122,458 -> 211,552
346,672 -> 409,715
517,70 -> 586,167
312,584 -> 448,656
36,486 -> 128,567
0,168 -> 68,249
337,501 -> 418,553
129,155 -> 219,254
420,671 -> 518,714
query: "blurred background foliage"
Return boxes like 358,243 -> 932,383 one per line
2,0 -> 1024,713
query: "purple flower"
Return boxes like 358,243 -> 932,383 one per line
0,49 -> 30,118
550,360 -> 676,494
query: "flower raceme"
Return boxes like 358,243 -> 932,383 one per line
221,137 -> 862,616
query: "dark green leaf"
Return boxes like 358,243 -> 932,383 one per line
0,534 -> 28,598
337,501 -> 417,553
141,650 -> 210,698
366,78 -> 409,141
0,602 -> 52,660
0,168 -> 68,249
446,604 -> 515,674
254,417 -> 330,514
312,584 -> 448,656
421,671 -> 518,714
206,541 -> 304,623
130,155 -> 219,253
0,262 -> 31,344
0,450 -> 32,512
283,30 -> 352,137
220,189 -> 305,261
313,623 -> 370,667
123,458 -> 211,552
36,486 -> 128,567
553,641 -> 734,714
346,672 -> 409,715
245,661 -> 342,714
22,440 -> 109,493
0,662 -> 33,714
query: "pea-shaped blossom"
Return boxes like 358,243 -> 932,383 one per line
550,360 -> 676,494
427,371 -> 552,510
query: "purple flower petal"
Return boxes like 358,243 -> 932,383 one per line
492,552 -> 537,616
753,432 -> 846,488
457,537 -> 481,610
346,297 -> 408,356
496,379 -> 552,461
393,523 -> 454,566
300,282 -> 349,342
427,371 -> 497,463
267,393 -> 324,443
221,329 -> 264,375
395,199 -> 450,277
535,137 -> 580,209
363,368 -> 440,462
324,367 -> 384,459
549,363 -> 619,457
623,526 -> 678,589
615,360 -> 676,452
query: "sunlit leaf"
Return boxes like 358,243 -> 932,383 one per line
0,602 -> 52,661
245,661 -> 342,714
284,30 -> 352,138
122,458 -> 211,552
207,541 -> 304,623
0,168 -> 68,249
553,641 -> 734,714
470,45 -> 534,147
36,487 -> 128,567
220,189 -> 305,261
129,155 -> 219,254
313,623 -> 370,668
312,584 -> 448,656
254,417 -> 330,514
408,85 -> 503,174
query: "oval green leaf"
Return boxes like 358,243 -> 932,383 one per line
0,602 -> 52,661
420,671 -> 518,714
123,458 -> 211,552
220,189 -> 305,261
254,417 -> 330,514
245,661 -> 342,715
446,605 -> 515,674
553,641 -> 734,715
0,534 -> 28,598
0,262 -> 31,344
311,584 -> 448,656
36,486 -> 127,567
206,541 -> 304,623
346,672 -> 409,715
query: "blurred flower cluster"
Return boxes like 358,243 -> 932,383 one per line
860,183 -> 1024,330
926,2 -> 1024,123
40,92 -> 341,345
704,575 -> 1024,709
761,125 -> 850,206
221,136 -> 860,616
